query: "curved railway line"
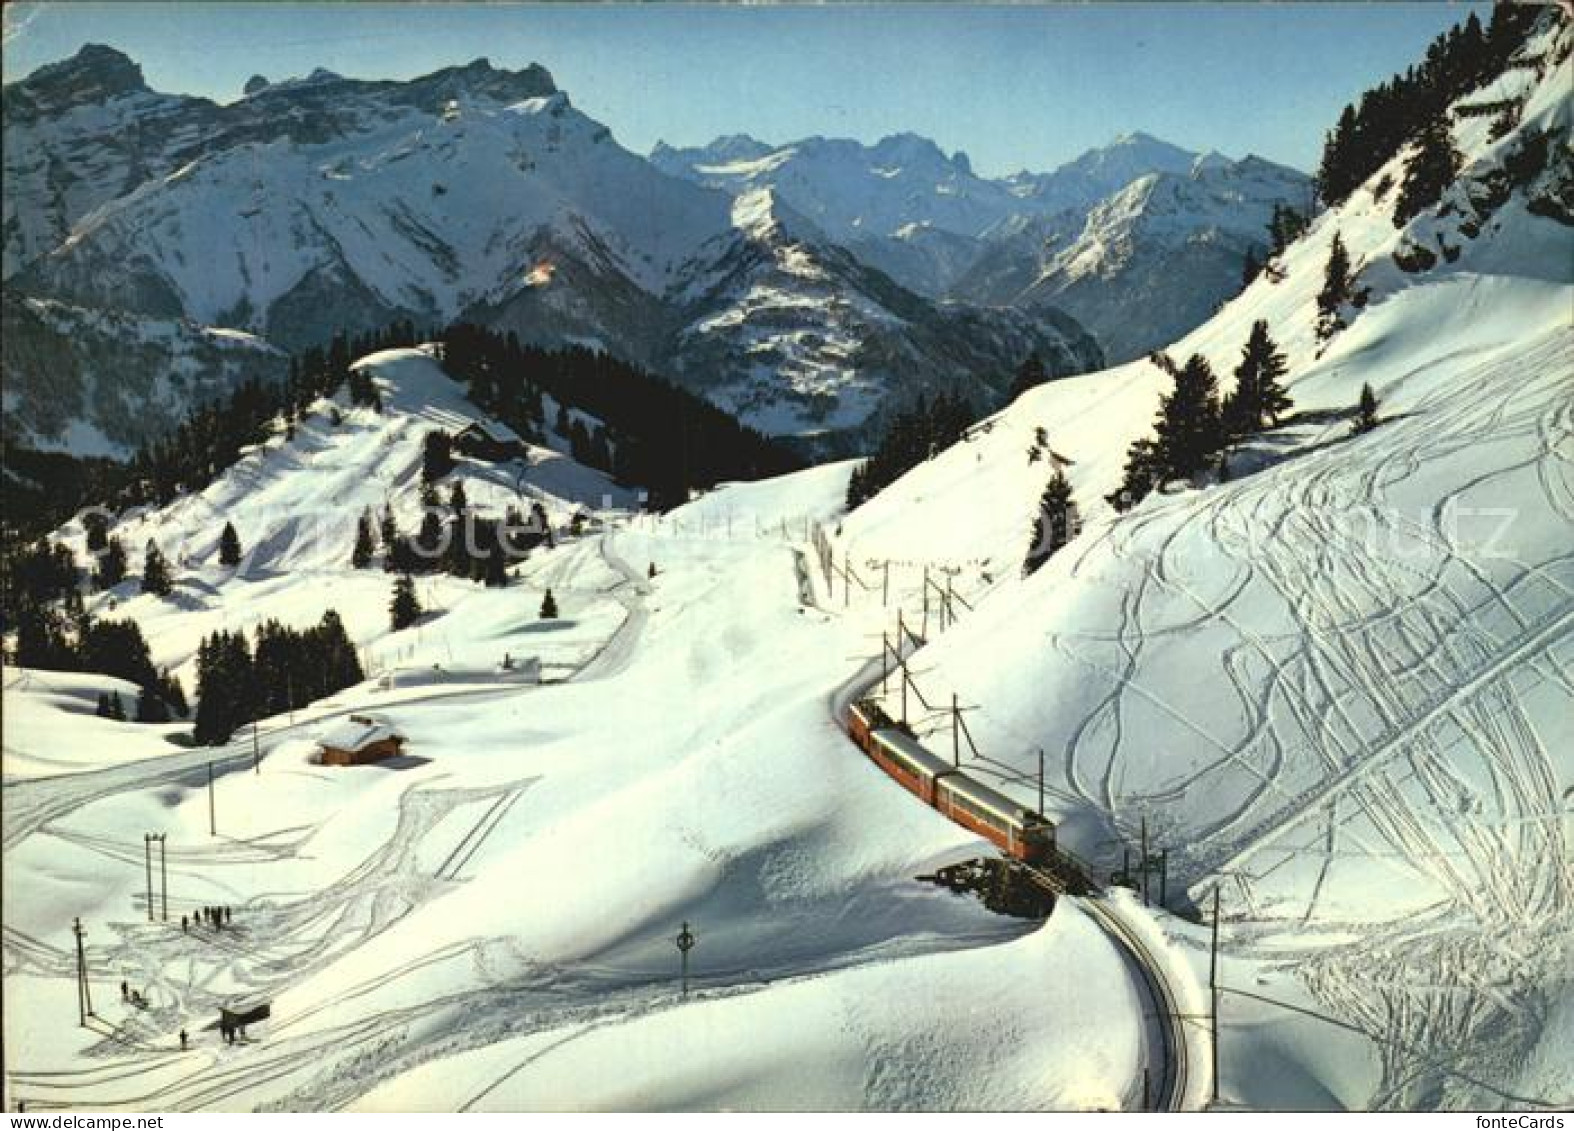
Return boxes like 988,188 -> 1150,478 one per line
828,593 -> 1197,1109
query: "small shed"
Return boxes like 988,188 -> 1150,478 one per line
453,422 -> 526,463
319,715 -> 405,766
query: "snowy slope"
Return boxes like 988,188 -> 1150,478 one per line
3,375 -> 1158,1109
33,348 -> 638,691
827,16 -> 1574,1110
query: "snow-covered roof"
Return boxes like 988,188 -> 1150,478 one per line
318,714 -> 400,752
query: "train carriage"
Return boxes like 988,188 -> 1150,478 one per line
845,698 -> 1057,866
936,774 -> 1055,864
869,727 -> 957,805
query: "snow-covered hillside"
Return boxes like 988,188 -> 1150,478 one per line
4,12 -> 1570,1116
40,349 -> 638,689
825,15 -> 1574,1110
3,346 -> 1169,1111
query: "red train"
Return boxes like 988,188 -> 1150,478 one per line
846,699 -> 1056,865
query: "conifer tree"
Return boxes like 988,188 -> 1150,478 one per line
1352,383 -> 1381,434
352,512 -> 376,568
78,617 -> 159,688
539,588 -> 559,620
193,630 -> 255,745
1316,233 -> 1354,342
421,430 -> 454,484
106,691 -> 126,721
1008,353 -> 1048,401
13,606 -> 73,670
316,609 -> 365,690
136,683 -> 171,723
96,537 -> 128,590
1394,117 -> 1462,225
1108,438 -> 1160,513
1154,354 -> 1223,481
160,668 -> 189,718
83,512 -> 110,553
141,542 -> 173,597
1240,248 -> 1262,290
390,574 -> 423,631
531,502 -> 554,550
1228,320 -> 1293,435
218,522 -> 242,567
1024,469 -> 1077,576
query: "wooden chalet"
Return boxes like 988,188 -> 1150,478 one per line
318,715 -> 405,766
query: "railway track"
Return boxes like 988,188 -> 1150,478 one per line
1019,865 -> 1190,1111
825,580 -> 1195,1108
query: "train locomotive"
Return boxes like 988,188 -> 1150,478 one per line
846,699 -> 1056,864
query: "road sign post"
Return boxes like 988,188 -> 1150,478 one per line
675,921 -> 696,996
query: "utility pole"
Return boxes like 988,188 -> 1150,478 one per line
921,566 -> 930,638
951,693 -> 960,767
880,632 -> 890,697
1210,888 -> 1221,1108
72,917 -> 91,1024
1159,849 -> 1169,912
675,921 -> 696,996
843,552 -> 850,609
143,834 -> 155,922
1140,815 -> 1150,906
208,762 -> 216,837
1037,748 -> 1045,816
882,561 -> 889,607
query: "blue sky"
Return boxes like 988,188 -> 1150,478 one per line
4,3 -> 1482,176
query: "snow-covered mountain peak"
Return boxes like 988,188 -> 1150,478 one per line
4,43 -> 151,117
650,133 -> 775,171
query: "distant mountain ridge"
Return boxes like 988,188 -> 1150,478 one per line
4,45 -> 1102,457
652,129 -> 1314,361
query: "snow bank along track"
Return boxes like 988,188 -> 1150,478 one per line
839,696 -> 1193,1110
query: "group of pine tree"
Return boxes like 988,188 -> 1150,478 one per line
9,576 -> 187,724
1316,6 -> 1540,210
192,612 -> 363,745
1108,320 -> 1295,512
437,323 -> 798,510
845,390 -> 974,509
355,472 -> 550,589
